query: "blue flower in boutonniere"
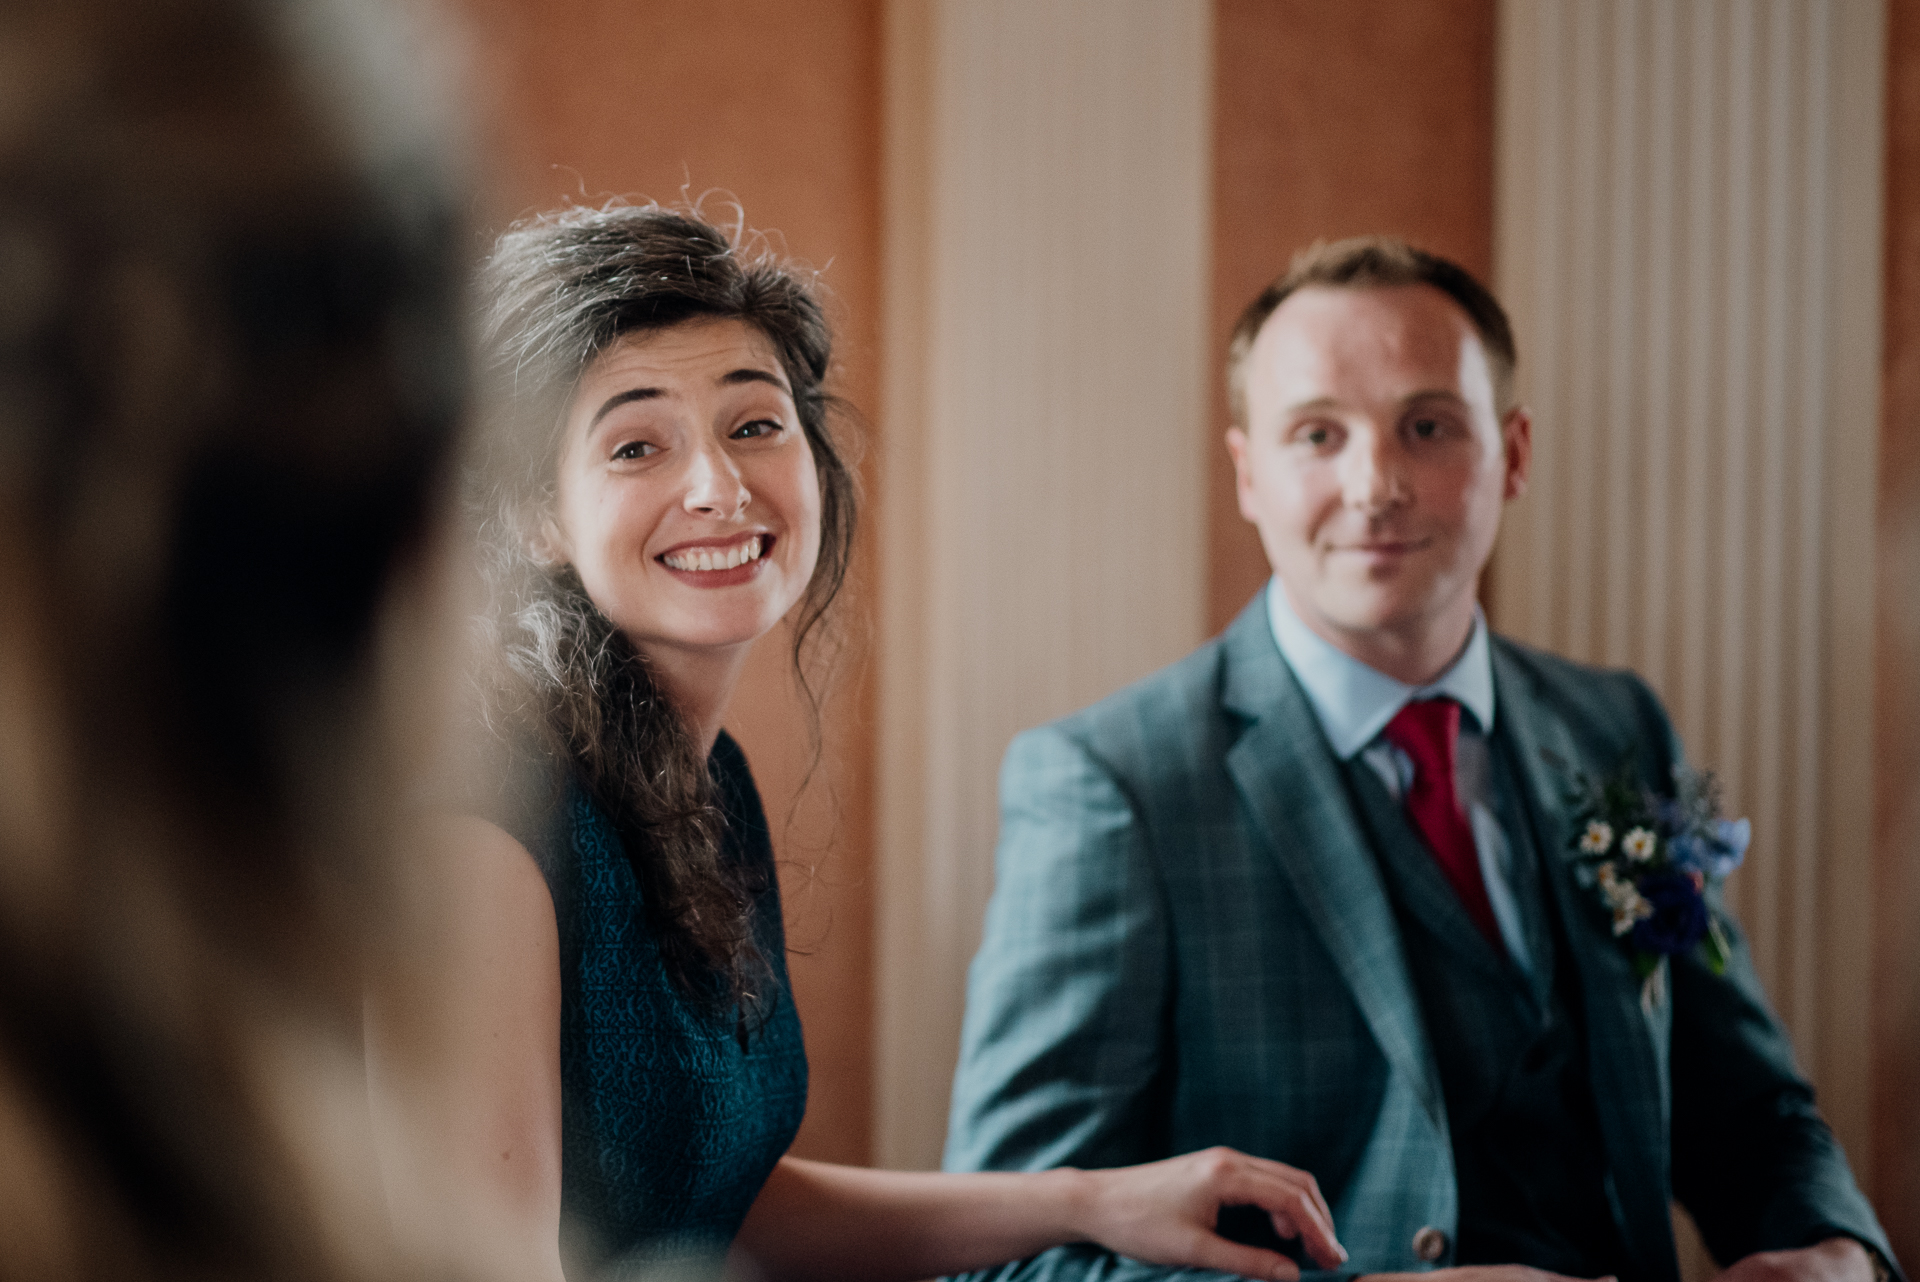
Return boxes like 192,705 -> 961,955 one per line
1549,754 -> 1748,1008
1628,872 -> 1710,954
1668,817 -> 1751,880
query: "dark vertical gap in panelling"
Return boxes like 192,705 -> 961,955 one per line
1873,0 -> 1920,1263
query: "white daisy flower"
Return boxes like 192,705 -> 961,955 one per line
1598,864 -> 1631,905
1610,888 -> 1654,935
1580,820 -> 1614,854
1622,827 -> 1658,863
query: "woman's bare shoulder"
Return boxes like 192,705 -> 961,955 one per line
383,811 -> 560,998
411,812 -> 552,904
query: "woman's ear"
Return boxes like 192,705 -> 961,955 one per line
526,515 -> 569,569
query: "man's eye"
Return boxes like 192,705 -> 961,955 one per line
1298,425 -> 1335,448
611,440 -> 657,460
732,418 -> 783,440
1411,417 -> 1443,440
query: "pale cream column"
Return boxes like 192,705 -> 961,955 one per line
1493,0 -> 1885,1264
875,0 -> 1213,1169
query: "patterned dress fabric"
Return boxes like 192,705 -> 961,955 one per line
519,731 -> 808,1272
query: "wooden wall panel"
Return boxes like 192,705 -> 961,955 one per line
1208,0 -> 1497,632
450,0 -> 883,1166
874,0 -> 1213,1171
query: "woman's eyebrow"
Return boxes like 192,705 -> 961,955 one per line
587,367 -> 790,430
589,386 -> 662,427
719,367 -> 791,393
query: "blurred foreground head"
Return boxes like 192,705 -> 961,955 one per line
0,0 -> 466,1277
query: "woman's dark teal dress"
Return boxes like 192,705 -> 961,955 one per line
516,732 -> 808,1273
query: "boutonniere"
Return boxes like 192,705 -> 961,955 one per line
1551,755 -> 1749,1009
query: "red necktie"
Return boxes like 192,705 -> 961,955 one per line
1382,699 -> 1501,949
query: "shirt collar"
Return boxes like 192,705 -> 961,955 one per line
1265,580 -> 1496,760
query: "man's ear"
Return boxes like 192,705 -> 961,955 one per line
1501,407 -> 1532,501
1225,427 -> 1257,522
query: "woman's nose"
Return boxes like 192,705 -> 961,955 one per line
681,442 -> 750,517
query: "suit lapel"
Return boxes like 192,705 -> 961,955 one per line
1220,598 -> 1447,1133
1492,642 -> 1680,1282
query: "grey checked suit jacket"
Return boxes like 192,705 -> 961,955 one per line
944,592 -> 1893,1282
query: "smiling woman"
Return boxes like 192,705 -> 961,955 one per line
368,203 -> 1352,1282
549,319 -> 826,741
457,209 -> 858,1027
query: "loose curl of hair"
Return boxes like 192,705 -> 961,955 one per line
469,203 -> 857,1016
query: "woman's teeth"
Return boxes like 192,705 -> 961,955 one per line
663,536 -> 765,572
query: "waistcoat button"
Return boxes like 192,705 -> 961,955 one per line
1412,1226 -> 1449,1262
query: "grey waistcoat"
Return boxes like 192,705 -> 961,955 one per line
1342,728 -> 1634,1278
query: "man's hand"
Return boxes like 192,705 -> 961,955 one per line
1072,1146 -> 1348,1281
1716,1238 -> 1875,1282
1358,1240 -> 1874,1282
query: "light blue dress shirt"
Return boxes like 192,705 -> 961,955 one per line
1266,582 -> 1533,972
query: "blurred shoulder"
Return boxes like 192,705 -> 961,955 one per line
408,810 -> 557,927
1490,631 -> 1681,766
1492,632 -> 1666,711
1005,633 -> 1239,796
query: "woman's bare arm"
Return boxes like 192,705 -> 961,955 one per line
364,815 -> 565,1282
364,819 -> 1345,1282
733,1148 -> 1347,1282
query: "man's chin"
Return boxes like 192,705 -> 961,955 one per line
1312,598 -> 1427,642
1311,576 -> 1479,640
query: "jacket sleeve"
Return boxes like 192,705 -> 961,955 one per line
944,722 -> 1176,1176
1674,890 -> 1896,1274
1621,678 -> 1902,1275
1669,902 -> 1899,1274
942,725 -> 1272,1282
951,1248 -> 1353,1282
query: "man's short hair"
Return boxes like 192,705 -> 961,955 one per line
1226,236 -> 1519,426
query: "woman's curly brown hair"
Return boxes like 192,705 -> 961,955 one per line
468,203 -> 857,1016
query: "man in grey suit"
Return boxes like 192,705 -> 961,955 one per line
943,239 -> 1897,1282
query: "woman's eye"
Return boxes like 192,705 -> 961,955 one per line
1411,417 -> 1439,439
732,418 -> 783,440
611,440 -> 657,461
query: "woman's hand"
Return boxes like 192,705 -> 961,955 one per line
1362,1271 -> 1613,1282
737,1149 -> 1342,1282
1069,1146 -> 1347,1280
